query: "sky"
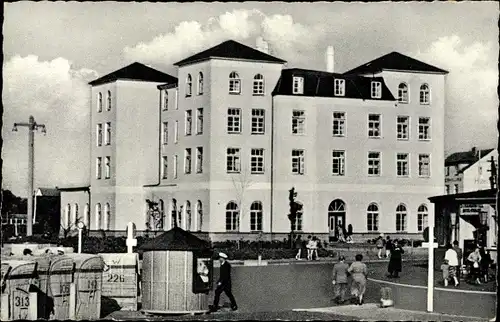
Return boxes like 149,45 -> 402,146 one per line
2,2 -> 499,197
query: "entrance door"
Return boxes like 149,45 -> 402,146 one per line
328,199 -> 346,241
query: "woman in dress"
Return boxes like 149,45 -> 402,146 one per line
387,239 -> 404,278
467,247 -> 482,284
348,254 -> 368,305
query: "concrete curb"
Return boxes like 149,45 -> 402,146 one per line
214,258 -> 427,267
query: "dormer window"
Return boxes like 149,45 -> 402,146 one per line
186,74 -> 192,97
229,72 -> 241,94
420,84 -> 430,105
371,81 -> 382,99
334,79 -> 345,96
398,83 -> 409,103
292,76 -> 304,94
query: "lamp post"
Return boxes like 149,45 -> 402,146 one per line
12,116 -> 47,236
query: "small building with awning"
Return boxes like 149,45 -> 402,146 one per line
428,188 -> 497,262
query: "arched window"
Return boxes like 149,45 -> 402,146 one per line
107,90 -> 112,111
158,199 -> 165,230
367,203 -> 379,232
65,204 -> 71,228
104,203 -> 110,230
186,74 -> 192,97
84,203 -> 90,228
73,203 -> 79,225
228,72 -> 241,94
253,74 -> 264,95
197,200 -> 203,231
328,199 -> 345,213
250,201 -> 263,231
198,72 -> 204,95
170,199 -> 177,229
97,92 -> 103,112
396,204 -> 407,232
95,203 -> 102,230
417,204 -> 428,232
292,202 -> 303,231
163,90 -> 168,111
225,201 -> 239,231
398,83 -> 408,103
419,84 -> 430,105
185,201 -> 192,231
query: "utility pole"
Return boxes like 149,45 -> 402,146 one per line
12,115 -> 46,236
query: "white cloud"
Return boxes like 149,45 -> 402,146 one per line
2,55 -> 97,196
415,35 -> 498,153
123,9 -> 326,67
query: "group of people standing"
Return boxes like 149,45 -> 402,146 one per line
294,235 -> 321,260
442,241 -> 493,286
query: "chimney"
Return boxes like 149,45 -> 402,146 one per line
256,36 -> 269,54
326,46 -> 334,73
471,147 -> 477,158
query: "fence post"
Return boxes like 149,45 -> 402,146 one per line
69,282 -> 76,320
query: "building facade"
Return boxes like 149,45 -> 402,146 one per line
63,40 -> 448,241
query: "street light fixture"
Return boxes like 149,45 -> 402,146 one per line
12,115 -> 47,236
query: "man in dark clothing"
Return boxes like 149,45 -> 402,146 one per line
452,240 -> 463,280
210,252 -> 238,312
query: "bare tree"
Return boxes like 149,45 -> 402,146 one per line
231,167 -> 254,232
60,216 -> 82,239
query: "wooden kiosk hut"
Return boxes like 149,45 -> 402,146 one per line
140,227 -> 213,315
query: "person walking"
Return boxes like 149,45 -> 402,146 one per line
467,247 -> 482,285
210,252 -> 238,312
295,235 -> 303,260
452,240 -> 463,280
385,236 -> 393,258
332,255 -> 349,304
387,239 -> 404,278
348,254 -> 368,305
376,234 -> 385,259
444,243 -> 459,286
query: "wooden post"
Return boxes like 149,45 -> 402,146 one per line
69,283 -> 76,320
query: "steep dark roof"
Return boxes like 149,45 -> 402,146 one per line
56,186 -> 90,192
445,149 -> 495,166
272,68 -> 396,101
89,62 -> 178,86
174,40 -> 286,67
429,188 -> 496,203
344,52 -> 448,75
140,227 -> 211,251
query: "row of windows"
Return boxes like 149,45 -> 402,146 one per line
1,218 -> 26,225
184,72 -> 266,97
223,147 -> 431,177
162,108 -> 203,144
223,201 -> 429,232
96,123 -> 112,146
97,91 -> 112,113
292,77 -> 432,104
295,111 -> 431,140
63,203 -> 110,230
96,156 -> 111,179
227,108 -> 265,134
445,184 -> 461,195
162,147 -> 204,179
397,83 -> 431,105
154,199 -> 203,231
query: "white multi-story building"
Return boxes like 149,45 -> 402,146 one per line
61,40 -> 448,241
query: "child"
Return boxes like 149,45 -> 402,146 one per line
441,259 -> 450,287
306,235 -> 313,260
